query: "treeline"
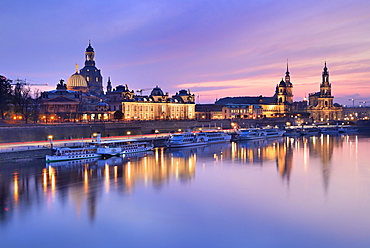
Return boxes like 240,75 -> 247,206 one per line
0,75 -> 40,123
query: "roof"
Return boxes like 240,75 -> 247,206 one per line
42,96 -> 80,103
215,96 -> 277,105
195,104 -> 223,111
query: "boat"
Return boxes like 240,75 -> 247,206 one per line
320,127 -> 340,134
263,127 -> 286,138
235,128 -> 285,140
93,139 -> 154,157
196,131 -> 231,144
235,128 -> 266,140
338,126 -> 358,133
165,131 -> 208,148
300,127 -> 321,136
46,146 -> 100,162
284,129 -> 302,137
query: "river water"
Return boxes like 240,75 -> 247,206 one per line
1,134 -> 370,248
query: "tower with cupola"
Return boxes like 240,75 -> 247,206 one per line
79,41 -> 104,96
275,61 -> 294,104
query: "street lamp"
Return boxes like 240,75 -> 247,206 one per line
92,133 -> 98,142
48,135 -> 53,150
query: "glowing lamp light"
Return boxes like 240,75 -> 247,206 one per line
127,131 -> 131,135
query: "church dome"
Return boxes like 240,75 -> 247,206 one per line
86,43 -> 94,52
279,79 -> 286,87
67,73 -> 88,92
150,86 -> 164,96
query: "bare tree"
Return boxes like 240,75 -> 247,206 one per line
12,85 -> 32,124
0,75 -> 12,119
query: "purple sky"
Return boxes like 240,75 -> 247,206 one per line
1,0 -> 370,105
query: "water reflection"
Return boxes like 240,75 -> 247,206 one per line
0,134 -> 361,225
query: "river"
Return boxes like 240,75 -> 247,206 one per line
0,134 -> 369,247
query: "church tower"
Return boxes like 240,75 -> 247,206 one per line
275,61 -> 293,104
106,77 -> 112,93
284,60 -> 293,104
318,62 -> 333,108
79,41 -> 104,96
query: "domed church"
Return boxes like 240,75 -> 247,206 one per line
66,65 -> 89,93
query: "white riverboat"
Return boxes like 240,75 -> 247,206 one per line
46,146 -> 100,162
165,132 -> 208,148
263,127 -> 285,138
93,139 -> 154,157
197,131 -> 231,144
235,128 -> 285,140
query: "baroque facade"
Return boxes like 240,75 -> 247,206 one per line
215,65 -> 293,118
307,63 -> 342,121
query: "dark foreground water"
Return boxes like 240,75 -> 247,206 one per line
1,134 -> 370,248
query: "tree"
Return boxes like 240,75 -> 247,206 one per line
113,110 -> 123,120
0,75 -> 12,119
29,89 -> 41,123
12,84 -> 32,124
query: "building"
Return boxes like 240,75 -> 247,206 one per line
39,80 -> 82,122
342,107 -> 370,121
221,104 -> 262,119
307,62 -> 342,121
215,65 -> 293,118
195,104 -> 224,119
110,85 -> 196,120
79,41 -> 104,96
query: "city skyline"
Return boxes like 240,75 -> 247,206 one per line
1,0 -> 369,105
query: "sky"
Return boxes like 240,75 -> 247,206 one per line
1,0 -> 369,105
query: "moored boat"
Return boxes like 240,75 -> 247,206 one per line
234,128 -> 266,140
165,131 -> 208,148
46,146 -> 100,162
197,131 -> 231,144
235,128 -> 285,140
263,127 -> 286,138
93,139 -> 154,157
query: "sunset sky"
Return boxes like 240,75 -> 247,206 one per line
1,0 -> 369,105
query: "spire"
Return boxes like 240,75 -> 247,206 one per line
321,61 -> 330,86
284,59 -> 291,83
106,77 -> 112,93
286,59 -> 289,74
322,61 -> 329,75
75,63 -> 79,73
89,39 -> 91,46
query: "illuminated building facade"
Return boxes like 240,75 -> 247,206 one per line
222,104 -> 263,119
108,86 -> 195,120
307,63 -> 342,121
214,66 -> 293,118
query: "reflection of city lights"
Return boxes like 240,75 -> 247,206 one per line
43,168 -> 48,191
114,166 -> 118,182
84,168 -> 89,193
14,174 -> 19,204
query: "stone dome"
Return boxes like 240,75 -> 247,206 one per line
67,73 -> 88,92
150,86 -> 164,96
